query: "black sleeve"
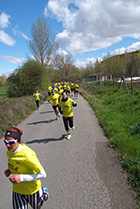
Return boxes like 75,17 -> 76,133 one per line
72,103 -> 77,107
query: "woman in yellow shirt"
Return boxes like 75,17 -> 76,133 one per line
59,92 -> 77,139
48,89 -> 60,120
4,126 -> 49,209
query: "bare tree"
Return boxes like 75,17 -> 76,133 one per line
28,18 -> 58,66
53,52 -> 74,80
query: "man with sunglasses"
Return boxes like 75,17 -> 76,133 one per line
4,126 -> 49,209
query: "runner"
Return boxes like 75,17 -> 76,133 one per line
63,82 -> 67,93
59,92 -> 77,139
74,83 -> 79,99
48,89 -> 60,120
69,81 -> 74,97
47,85 -> 52,96
66,83 -> 71,96
4,126 -> 49,209
57,86 -> 64,101
33,90 -> 42,110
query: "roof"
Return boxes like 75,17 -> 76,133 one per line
86,72 -> 110,77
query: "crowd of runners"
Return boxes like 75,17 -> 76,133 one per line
3,81 -> 79,209
47,81 -> 79,140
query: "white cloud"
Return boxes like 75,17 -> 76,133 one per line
56,48 -> 69,56
0,12 -> 11,29
0,69 -> 14,77
45,0 -> 140,55
0,55 -> 26,64
103,41 -> 140,57
0,30 -> 16,46
74,59 -> 87,68
13,27 -> 31,40
74,56 -> 103,68
127,42 -> 140,52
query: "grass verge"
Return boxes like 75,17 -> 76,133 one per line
0,90 -> 48,138
0,86 -> 9,98
80,83 -> 140,207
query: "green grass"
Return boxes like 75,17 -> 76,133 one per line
80,83 -> 140,207
0,90 -> 48,138
0,86 -> 9,98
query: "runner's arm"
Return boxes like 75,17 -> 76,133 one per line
20,167 -> 46,182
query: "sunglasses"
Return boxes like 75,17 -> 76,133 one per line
3,138 -> 17,145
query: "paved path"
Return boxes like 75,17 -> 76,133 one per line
0,94 -> 137,209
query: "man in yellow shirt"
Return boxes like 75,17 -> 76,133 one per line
57,86 -> 64,101
74,83 -> 79,99
47,85 -> 52,96
33,90 -> 42,110
66,84 -> 71,96
69,81 -> 74,97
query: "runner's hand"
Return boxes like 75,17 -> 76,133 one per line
9,174 -> 20,184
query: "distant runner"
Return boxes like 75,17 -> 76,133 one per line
48,89 -> 60,120
59,92 -> 77,139
33,90 -> 42,110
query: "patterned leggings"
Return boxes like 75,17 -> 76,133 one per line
12,189 -> 44,209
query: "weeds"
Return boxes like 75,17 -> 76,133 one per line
0,90 -> 48,138
80,83 -> 140,206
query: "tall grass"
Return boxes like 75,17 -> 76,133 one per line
0,89 -> 48,138
0,86 -> 9,98
80,83 -> 140,204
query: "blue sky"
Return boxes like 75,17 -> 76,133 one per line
0,0 -> 140,76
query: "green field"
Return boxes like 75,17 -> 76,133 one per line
0,86 -> 9,98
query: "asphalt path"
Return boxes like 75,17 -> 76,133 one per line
0,93 -> 137,209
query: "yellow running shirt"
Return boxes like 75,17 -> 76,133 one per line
59,98 -> 76,117
7,144 -> 43,195
33,93 -> 41,101
47,86 -> 52,93
57,89 -> 64,97
48,93 -> 60,106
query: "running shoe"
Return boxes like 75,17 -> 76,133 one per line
58,112 -> 60,117
56,116 -> 59,120
42,187 -> 50,201
37,107 -> 39,110
67,134 -> 71,140
72,126 -> 75,130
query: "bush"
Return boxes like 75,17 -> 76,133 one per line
7,60 -> 49,97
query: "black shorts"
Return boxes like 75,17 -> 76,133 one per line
52,105 -> 59,111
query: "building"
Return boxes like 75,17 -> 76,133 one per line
84,72 -> 112,83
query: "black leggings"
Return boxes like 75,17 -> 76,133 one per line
36,100 -> 39,108
63,116 -> 73,131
